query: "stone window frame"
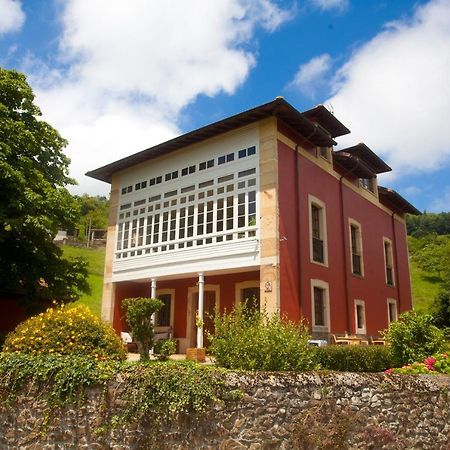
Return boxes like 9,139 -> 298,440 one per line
155,288 -> 176,331
348,218 -> 364,277
234,280 -> 260,307
387,298 -> 398,324
310,279 -> 330,333
383,237 -> 395,287
308,195 -> 328,267
354,299 -> 366,335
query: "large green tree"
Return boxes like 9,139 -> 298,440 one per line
75,194 -> 109,241
0,67 -> 89,310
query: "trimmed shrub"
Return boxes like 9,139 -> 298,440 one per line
382,310 -> 445,367
3,304 -> 126,361
315,345 -> 393,372
154,339 -> 177,361
209,304 -> 316,371
122,297 -> 163,361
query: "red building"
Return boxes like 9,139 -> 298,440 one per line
87,97 -> 419,351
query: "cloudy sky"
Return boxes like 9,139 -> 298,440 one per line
1,0 -> 449,212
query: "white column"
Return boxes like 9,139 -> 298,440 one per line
150,278 -> 157,324
150,278 -> 157,298
197,272 -> 204,348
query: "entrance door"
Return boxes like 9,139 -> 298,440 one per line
192,290 -> 216,347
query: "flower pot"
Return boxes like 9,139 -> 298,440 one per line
186,347 -> 206,363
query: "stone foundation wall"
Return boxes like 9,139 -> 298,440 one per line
0,372 -> 449,449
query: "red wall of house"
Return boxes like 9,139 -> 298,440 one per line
0,294 -> 27,334
113,271 -> 259,339
277,139 -> 412,336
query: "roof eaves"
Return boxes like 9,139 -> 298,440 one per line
378,186 -> 421,215
86,97 -> 335,183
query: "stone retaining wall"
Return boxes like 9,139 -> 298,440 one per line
0,372 -> 449,449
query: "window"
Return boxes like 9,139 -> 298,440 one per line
359,177 -> 376,193
235,281 -> 260,312
354,300 -> 366,334
349,220 -> 363,276
311,280 -> 330,332
309,196 -> 327,265
155,291 -> 174,328
117,165 -> 258,258
383,238 -> 394,286
387,299 -> 398,324
318,147 -> 330,161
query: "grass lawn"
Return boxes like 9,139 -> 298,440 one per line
62,245 -> 105,317
410,260 -> 441,314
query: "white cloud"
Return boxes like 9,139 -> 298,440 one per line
327,0 -> 450,178
0,0 -> 25,35
288,54 -> 331,98
310,0 -> 348,12
429,186 -> 450,212
27,0 -> 290,195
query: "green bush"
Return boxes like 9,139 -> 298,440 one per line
122,297 -> 163,361
387,353 -> 450,375
154,339 -> 177,361
0,353 -> 118,406
117,361 -> 232,425
315,345 -> 393,372
3,304 -> 126,361
209,304 -> 316,371
382,310 -> 445,367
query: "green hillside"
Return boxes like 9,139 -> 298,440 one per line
410,261 -> 440,314
62,246 -> 105,317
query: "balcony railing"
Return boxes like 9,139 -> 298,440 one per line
352,253 -> 362,275
312,238 -> 324,263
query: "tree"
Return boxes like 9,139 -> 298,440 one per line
406,212 -> 450,237
74,194 -> 109,241
122,297 -> 164,361
0,67 -> 89,310
433,282 -> 450,329
410,235 -> 450,280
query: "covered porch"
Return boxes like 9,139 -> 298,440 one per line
110,268 -> 260,353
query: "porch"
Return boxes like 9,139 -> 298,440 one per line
111,269 -> 261,353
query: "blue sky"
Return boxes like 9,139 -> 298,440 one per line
1,0 -> 450,212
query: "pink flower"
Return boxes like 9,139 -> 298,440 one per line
384,368 -> 393,375
424,357 -> 436,366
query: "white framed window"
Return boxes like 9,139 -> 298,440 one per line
349,219 -> 364,276
387,299 -> 398,324
383,238 -> 395,286
310,279 -> 330,332
155,289 -> 175,329
235,280 -> 260,311
308,195 -> 328,266
115,149 -> 259,259
354,299 -> 366,334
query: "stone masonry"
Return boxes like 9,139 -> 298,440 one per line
0,372 -> 449,449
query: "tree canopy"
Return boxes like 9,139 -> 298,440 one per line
74,194 -> 109,241
406,212 -> 450,237
0,67 -> 89,309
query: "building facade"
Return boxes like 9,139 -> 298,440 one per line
87,98 -> 419,351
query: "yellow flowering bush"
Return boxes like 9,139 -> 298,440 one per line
3,304 -> 126,361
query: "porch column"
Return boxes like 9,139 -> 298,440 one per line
150,278 -> 157,298
197,272 -> 204,348
150,278 -> 157,324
